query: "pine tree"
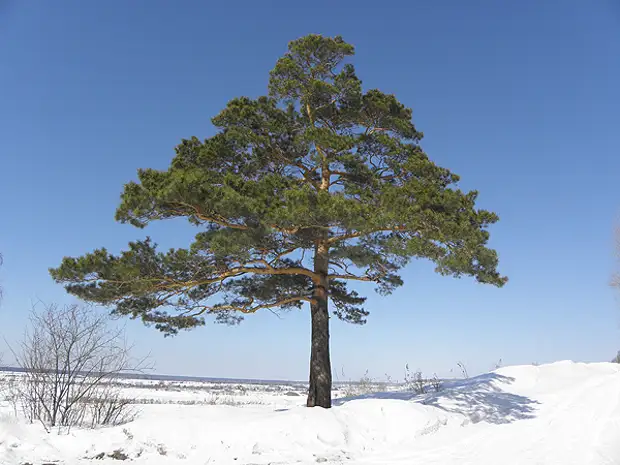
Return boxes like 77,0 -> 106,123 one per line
50,35 -> 506,408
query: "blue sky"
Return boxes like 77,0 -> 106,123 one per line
1,0 -> 619,381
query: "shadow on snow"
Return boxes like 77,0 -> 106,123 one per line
334,373 -> 540,425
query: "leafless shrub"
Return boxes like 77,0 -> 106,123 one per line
404,364 -> 426,395
4,375 -> 20,417
402,366 -> 443,394
340,368 -> 386,397
11,303 -> 148,429
87,385 -> 137,427
430,373 -> 442,392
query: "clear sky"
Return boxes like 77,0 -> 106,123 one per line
1,0 -> 619,382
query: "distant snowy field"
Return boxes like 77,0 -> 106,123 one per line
1,361 -> 620,464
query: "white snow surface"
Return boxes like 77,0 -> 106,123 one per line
2,360 -> 620,464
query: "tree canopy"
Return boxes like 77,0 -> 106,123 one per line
50,34 -> 506,407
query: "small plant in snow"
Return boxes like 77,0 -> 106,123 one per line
430,373 -> 442,393
404,364 -> 426,395
341,369 -> 386,397
357,370 -> 377,393
457,361 -> 469,379
88,386 -> 138,428
96,449 -> 129,461
5,376 -> 22,419
156,444 -> 167,456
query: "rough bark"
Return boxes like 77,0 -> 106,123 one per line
307,240 -> 332,408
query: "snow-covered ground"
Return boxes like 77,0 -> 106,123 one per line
1,361 -> 619,464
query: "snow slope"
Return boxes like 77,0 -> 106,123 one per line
1,361 -> 620,464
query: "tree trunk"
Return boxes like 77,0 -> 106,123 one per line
307,241 -> 332,408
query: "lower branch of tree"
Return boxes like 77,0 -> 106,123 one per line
180,295 -> 317,317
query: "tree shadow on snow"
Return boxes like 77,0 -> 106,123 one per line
424,374 -> 540,424
335,373 -> 540,425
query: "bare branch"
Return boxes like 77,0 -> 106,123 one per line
11,303 -> 149,429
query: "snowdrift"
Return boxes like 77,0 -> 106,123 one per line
2,361 -> 620,464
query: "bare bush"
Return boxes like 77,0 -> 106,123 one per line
87,384 -> 137,427
5,375 -> 21,418
11,303 -> 147,429
402,365 -> 443,394
430,373 -> 442,392
404,364 -> 426,395
340,369 -> 386,397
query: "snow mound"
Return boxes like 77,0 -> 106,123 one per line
2,361 -> 620,464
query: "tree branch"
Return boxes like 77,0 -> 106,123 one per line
171,201 -> 249,230
75,262 -> 318,290
327,273 -> 373,282
184,295 -> 316,317
268,246 -> 302,265
328,170 -> 395,187
327,226 -> 406,244
272,147 -> 321,190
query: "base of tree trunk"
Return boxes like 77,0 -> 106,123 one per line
307,295 -> 332,408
